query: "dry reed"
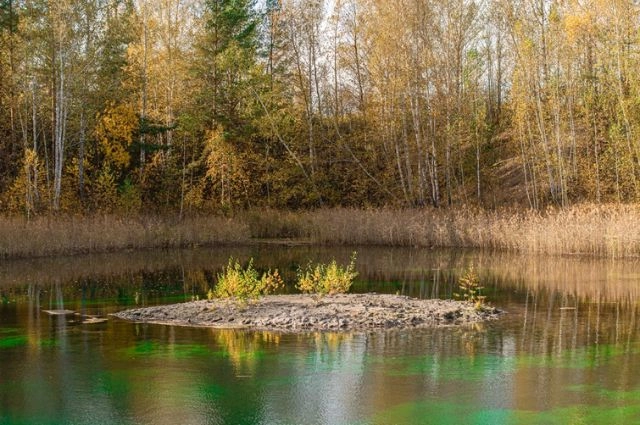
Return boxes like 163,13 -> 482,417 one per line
0,215 -> 250,259
2,204 -> 640,259
288,204 -> 640,258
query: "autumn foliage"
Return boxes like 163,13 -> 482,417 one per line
1,1 -> 640,216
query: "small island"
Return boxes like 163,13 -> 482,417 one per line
112,294 -> 502,332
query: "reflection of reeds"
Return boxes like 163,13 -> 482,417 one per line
3,245 -> 640,304
0,215 -> 249,258
474,253 -> 640,305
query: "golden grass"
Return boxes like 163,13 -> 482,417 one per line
2,204 -> 640,259
290,204 -> 640,258
0,215 -> 250,259
240,209 -> 310,239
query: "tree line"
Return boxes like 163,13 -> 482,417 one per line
1,0 -> 639,216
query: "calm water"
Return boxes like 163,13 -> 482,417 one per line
1,246 -> 640,424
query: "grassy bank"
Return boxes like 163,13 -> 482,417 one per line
1,205 -> 640,259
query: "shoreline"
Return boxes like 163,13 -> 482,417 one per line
111,294 -> 502,332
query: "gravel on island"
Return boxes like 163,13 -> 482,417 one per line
111,294 -> 503,332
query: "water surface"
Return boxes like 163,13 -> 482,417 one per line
1,246 -> 640,424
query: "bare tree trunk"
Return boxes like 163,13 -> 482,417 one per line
53,47 -> 67,211
19,110 -> 33,217
8,0 -> 17,160
401,104 -> 414,200
395,139 -> 409,203
409,93 -> 425,204
353,25 -> 365,111
79,110 -> 86,201
179,136 -> 186,220
307,42 -> 316,177
140,0 -> 149,176
592,117 -> 601,203
31,81 -> 39,204
428,115 -> 440,207
476,134 -> 481,202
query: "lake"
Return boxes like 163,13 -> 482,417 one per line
1,246 -> 640,424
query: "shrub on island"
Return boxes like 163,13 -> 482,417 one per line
209,258 -> 283,302
209,253 -> 358,301
296,252 -> 358,296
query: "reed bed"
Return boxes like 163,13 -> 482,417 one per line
1,204 -> 640,259
294,204 -> 640,258
0,215 -> 250,259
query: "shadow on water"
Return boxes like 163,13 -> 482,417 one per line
2,246 -> 640,424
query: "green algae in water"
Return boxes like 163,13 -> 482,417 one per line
567,383 -> 640,403
122,340 -> 225,359
96,371 -> 133,399
0,416 -> 64,425
371,400 -> 640,425
517,343 -> 640,370
0,335 -> 27,349
371,400 -> 507,425
125,340 -> 159,356
369,353 -> 516,382
171,344 -> 223,359
198,382 -> 227,399
39,338 -> 59,347
0,334 -> 59,349
513,405 -> 640,425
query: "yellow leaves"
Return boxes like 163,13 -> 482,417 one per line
205,127 -> 241,181
184,181 -> 206,210
204,126 -> 247,200
95,102 -> 138,170
3,149 -> 48,215
563,10 -> 595,43
92,165 -> 118,212
204,126 -> 235,182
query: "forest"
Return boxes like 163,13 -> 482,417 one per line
0,0 -> 639,217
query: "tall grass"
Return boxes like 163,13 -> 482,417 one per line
256,204 -> 640,258
0,215 -> 249,259
2,204 -> 640,259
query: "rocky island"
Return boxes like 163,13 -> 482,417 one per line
112,294 -> 502,332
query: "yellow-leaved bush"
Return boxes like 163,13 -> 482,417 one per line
296,252 -> 358,296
